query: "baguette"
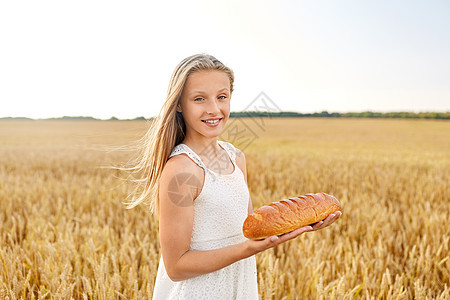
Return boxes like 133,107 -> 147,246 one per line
242,192 -> 341,240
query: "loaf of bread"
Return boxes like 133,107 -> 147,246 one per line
242,192 -> 341,240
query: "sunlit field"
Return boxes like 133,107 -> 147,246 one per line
1,117 -> 449,299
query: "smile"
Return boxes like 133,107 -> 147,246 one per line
202,118 -> 222,126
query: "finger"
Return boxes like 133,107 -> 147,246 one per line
315,211 -> 342,229
319,217 -> 336,228
312,220 -> 325,230
322,214 -> 337,226
261,235 -> 279,248
325,211 -> 342,225
269,235 -> 279,243
263,225 -> 314,248
278,225 -> 313,242
291,225 -> 314,236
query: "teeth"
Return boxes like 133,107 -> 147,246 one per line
204,119 -> 220,124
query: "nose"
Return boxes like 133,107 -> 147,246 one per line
206,98 -> 221,115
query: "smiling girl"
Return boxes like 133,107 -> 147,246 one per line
124,53 -> 341,299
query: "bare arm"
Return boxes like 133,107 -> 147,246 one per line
159,153 -> 341,282
235,148 -> 253,215
159,155 -> 259,281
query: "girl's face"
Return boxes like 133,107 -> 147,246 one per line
177,70 -> 231,140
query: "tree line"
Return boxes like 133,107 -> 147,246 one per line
229,110 -> 449,119
1,111 -> 448,121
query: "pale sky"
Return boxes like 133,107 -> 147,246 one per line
1,0 -> 449,119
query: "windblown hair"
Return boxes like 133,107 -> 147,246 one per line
114,53 -> 234,216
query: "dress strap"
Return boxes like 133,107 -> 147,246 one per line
218,140 -> 237,163
169,141 -> 238,170
169,144 -> 207,169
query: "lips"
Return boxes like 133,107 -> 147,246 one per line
202,118 -> 223,123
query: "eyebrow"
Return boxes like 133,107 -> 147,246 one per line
189,87 -> 229,95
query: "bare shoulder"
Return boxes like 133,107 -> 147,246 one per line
160,154 -> 204,202
234,148 -> 247,177
164,153 -> 201,172
235,147 -> 245,163
162,153 -> 204,181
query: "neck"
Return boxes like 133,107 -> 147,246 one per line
182,137 -> 221,158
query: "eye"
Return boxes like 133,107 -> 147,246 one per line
194,97 -> 204,102
218,95 -> 227,100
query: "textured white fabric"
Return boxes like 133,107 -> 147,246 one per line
152,140 -> 259,300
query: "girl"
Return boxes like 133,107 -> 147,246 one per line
125,53 -> 341,299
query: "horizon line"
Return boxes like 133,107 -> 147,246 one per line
1,109 -> 449,121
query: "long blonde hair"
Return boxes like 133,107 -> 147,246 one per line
116,53 -> 234,216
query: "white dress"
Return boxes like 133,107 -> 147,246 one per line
152,140 -> 259,300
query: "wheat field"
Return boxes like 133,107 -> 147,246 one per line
0,117 -> 449,299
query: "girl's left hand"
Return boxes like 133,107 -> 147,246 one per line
275,210 -> 342,241
309,210 -> 342,231
242,211 -> 342,255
